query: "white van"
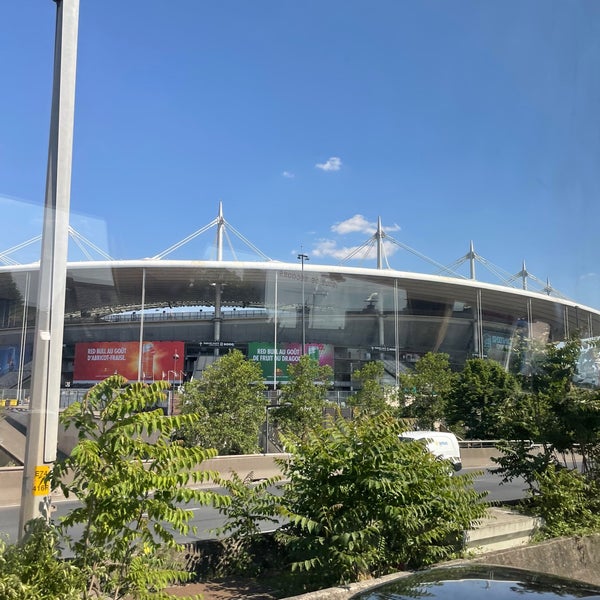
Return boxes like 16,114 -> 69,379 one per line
400,430 -> 462,472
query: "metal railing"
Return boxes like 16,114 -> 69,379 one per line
0,388 -> 87,409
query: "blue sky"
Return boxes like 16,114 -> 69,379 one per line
2,1 -> 600,307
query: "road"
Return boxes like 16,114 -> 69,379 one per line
0,467 -> 528,545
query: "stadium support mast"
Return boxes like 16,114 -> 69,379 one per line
469,240 -> 476,280
376,216 -> 384,269
521,261 -> 529,290
216,200 -> 224,261
19,0 -> 79,537
212,202 -> 225,354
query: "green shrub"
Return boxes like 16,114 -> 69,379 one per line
212,472 -> 282,576
530,464 -> 600,538
0,519 -> 82,599
275,412 -> 487,590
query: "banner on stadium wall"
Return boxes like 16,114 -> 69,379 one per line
248,342 -> 334,383
0,344 -> 32,376
73,341 -> 185,384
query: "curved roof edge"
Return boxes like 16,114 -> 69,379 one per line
2,258 -> 599,317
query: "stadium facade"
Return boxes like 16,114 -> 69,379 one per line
2,210 -> 600,397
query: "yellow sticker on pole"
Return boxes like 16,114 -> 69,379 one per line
33,465 -> 50,496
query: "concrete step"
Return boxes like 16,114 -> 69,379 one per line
464,507 -> 543,554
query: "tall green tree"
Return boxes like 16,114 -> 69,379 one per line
274,355 -> 333,439
493,339 -> 600,538
50,375 -> 226,599
348,361 -> 389,415
399,352 -> 456,429
497,340 -> 584,455
447,358 -> 519,439
526,338 -> 581,396
275,412 -> 486,589
178,350 -> 266,454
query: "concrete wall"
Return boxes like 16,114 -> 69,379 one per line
470,535 -> 600,586
0,453 -> 288,507
0,467 -> 25,506
0,447 -> 499,507
283,536 -> 600,599
0,448 -> 498,507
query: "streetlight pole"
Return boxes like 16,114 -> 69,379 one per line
297,252 -> 309,355
170,353 -> 180,415
264,402 -> 290,453
264,406 -> 271,454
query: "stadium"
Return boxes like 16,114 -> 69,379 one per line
1,205 -> 600,402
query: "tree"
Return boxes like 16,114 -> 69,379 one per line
275,412 -> 486,589
495,339 -> 600,496
526,337 -> 582,397
348,361 -> 389,415
50,375 -> 227,599
274,354 -> 333,439
496,341 -> 585,464
447,358 -> 519,439
398,352 -> 456,429
178,349 -> 266,455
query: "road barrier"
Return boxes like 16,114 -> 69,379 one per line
0,448 -> 501,507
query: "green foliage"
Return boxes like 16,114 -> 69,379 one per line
50,375 -> 227,599
274,355 -> 333,439
493,339 -> 600,538
496,341 -> 600,480
526,338 -> 581,396
447,358 -> 519,439
399,352 -> 456,429
528,464 -> 600,538
177,349 -> 266,454
0,520 -> 83,600
349,361 -> 389,415
275,412 -> 487,589
212,472 -> 283,576
492,439 -> 558,492
548,387 -> 600,463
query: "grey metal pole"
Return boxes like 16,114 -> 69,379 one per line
264,408 -> 269,454
273,271 -> 278,390
17,272 -> 31,404
19,0 -> 79,538
297,253 -> 309,354
137,267 -> 146,381
213,282 -> 222,357
170,353 -> 179,415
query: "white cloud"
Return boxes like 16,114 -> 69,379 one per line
315,156 -> 342,172
310,215 -> 402,262
332,214 -> 376,235
313,238 -> 400,261
282,171 -> 295,178
331,214 -> 401,236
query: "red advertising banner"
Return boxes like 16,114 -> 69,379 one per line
74,341 -> 185,384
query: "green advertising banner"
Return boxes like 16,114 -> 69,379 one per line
248,342 -> 334,383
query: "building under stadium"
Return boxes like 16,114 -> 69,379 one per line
2,205 -> 600,402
